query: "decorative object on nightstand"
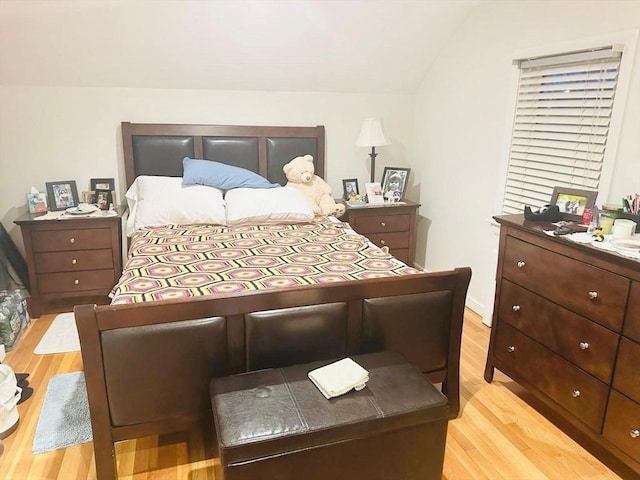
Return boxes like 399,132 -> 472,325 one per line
356,117 -> 390,182
45,181 -> 79,211
381,167 -> 411,202
342,200 -> 420,265
13,208 -> 124,318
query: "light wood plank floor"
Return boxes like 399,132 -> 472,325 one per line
0,309 -> 621,479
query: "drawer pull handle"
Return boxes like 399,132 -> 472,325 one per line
74,279 -> 79,285
630,429 -> 640,439
507,345 -> 516,353
69,237 -> 76,244
71,258 -> 77,265
588,291 -> 598,300
571,389 -> 581,398
517,261 -> 525,268
512,305 -> 520,312
579,341 -> 589,350
380,222 -> 386,228
380,239 -> 386,245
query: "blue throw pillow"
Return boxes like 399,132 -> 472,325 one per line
182,158 -> 280,190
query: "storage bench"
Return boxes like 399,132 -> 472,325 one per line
210,351 -> 450,480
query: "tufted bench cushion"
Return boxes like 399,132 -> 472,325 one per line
210,351 -> 449,480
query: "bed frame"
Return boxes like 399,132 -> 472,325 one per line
74,122 -> 472,480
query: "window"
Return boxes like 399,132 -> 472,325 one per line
501,45 -> 623,214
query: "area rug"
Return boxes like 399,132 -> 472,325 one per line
34,312 -> 80,354
32,371 -> 92,453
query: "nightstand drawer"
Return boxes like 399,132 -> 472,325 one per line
34,249 -> 114,273
352,214 -> 410,234
38,269 -> 116,294
32,228 -> 113,252
367,231 -> 410,250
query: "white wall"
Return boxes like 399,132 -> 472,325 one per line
413,0 -> 640,318
0,87 -> 413,249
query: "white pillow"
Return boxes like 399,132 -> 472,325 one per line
125,176 -> 226,235
225,186 -> 314,226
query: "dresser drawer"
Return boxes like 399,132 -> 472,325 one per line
494,322 -> 608,432
351,214 -> 410,234
34,249 -> 114,273
32,228 -> 113,252
366,231 -> 410,250
499,280 -> 619,383
612,337 -> 640,403
38,269 -> 116,294
623,281 -> 640,343
603,390 -> 640,463
503,236 -> 629,331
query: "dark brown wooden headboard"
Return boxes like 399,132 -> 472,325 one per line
121,122 -> 326,188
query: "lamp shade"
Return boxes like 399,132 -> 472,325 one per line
355,118 -> 389,147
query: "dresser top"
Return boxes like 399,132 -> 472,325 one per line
494,214 -> 640,272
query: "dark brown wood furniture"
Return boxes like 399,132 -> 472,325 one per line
14,210 -> 123,317
485,214 -> 640,479
76,268 -> 471,480
73,122 -> 472,480
342,200 -> 420,265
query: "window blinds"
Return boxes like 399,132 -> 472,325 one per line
502,46 -> 622,214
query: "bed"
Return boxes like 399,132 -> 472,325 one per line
74,122 -> 472,480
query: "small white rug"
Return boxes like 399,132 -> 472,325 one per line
34,312 -> 80,355
32,371 -> 92,453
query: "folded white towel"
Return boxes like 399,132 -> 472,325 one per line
308,358 -> 369,399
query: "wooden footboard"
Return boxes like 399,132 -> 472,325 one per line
75,267 -> 471,480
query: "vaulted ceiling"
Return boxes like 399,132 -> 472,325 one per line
0,0 -> 478,93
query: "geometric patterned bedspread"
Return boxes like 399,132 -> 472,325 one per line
110,219 -> 420,304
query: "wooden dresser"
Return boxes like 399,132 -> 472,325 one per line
485,214 -> 640,478
341,200 -> 420,265
14,210 -> 123,318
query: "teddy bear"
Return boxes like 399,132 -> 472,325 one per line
283,155 -> 346,217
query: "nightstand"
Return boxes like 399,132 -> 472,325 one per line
341,200 -> 420,265
14,209 -> 124,317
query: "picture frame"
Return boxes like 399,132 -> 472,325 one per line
381,167 -> 410,201
90,177 -> 115,192
365,182 -> 384,204
549,186 -> 597,222
45,180 -> 79,211
342,178 -> 360,200
94,188 -> 113,210
82,191 -> 96,204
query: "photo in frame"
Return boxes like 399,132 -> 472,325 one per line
381,167 -> 410,202
82,191 -> 96,204
342,178 -> 360,201
94,189 -> 113,210
90,177 -> 115,192
365,182 -> 384,204
549,186 -> 597,222
45,180 -> 79,211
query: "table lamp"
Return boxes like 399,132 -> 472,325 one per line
355,118 -> 390,183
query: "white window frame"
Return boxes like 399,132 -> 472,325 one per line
494,30 -> 638,217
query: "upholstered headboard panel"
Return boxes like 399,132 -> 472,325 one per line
122,123 -> 326,188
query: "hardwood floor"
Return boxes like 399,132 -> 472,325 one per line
0,309 -> 621,479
